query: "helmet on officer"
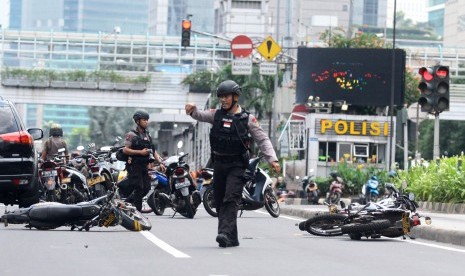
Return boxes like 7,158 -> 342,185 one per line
216,80 -> 241,98
133,110 -> 149,123
49,123 -> 63,137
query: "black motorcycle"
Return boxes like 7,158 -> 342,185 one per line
202,155 -> 280,218
298,185 -> 431,240
1,189 -> 151,231
147,149 -> 201,219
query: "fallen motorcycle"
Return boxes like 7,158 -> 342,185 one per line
202,155 -> 280,218
298,184 -> 431,240
1,189 -> 151,231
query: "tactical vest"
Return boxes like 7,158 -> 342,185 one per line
129,129 -> 153,164
45,137 -> 66,160
210,109 -> 250,155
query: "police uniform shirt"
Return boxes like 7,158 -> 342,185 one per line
189,106 -> 278,164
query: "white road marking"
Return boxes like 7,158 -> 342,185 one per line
140,231 -> 190,258
254,210 -> 303,221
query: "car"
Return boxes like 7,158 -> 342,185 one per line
0,97 -> 43,207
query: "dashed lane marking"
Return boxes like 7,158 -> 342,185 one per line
140,231 -> 190,258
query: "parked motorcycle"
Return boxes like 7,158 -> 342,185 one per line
298,182 -> 431,240
1,189 -> 151,231
202,155 -> 280,218
325,172 -> 344,204
359,175 -> 380,204
147,142 -> 201,219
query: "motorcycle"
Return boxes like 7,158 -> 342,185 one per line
147,142 -> 201,219
325,174 -> 344,205
298,182 -> 431,240
202,155 -> 280,218
359,176 -> 380,204
197,167 -> 214,199
1,189 -> 151,232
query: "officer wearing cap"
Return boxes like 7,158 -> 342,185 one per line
185,80 -> 281,248
123,110 -> 164,211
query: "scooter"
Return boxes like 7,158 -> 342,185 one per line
202,155 -> 280,218
359,176 -> 380,204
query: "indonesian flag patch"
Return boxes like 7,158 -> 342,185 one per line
222,118 -> 232,128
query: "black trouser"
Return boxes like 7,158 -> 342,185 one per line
213,156 -> 247,243
127,163 -> 150,211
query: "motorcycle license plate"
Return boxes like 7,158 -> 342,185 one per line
175,179 -> 190,189
87,175 -> 106,186
42,170 -> 57,177
402,212 -> 410,234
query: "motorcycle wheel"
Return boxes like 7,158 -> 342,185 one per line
328,192 -> 341,204
119,206 -> 152,231
147,191 -> 165,216
300,214 -> 346,236
341,219 -> 391,236
181,195 -> 195,219
202,186 -> 218,217
264,187 -> 280,218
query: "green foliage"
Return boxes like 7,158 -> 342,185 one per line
0,67 -> 150,83
396,155 -> 465,203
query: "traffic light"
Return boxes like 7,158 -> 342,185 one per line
434,65 -> 450,113
418,66 -> 435,113
181,19 -> 191,47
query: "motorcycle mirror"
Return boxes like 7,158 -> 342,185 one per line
177,140 -> 183,149
76,145 -> 84,151
424,217 -> 432,225
408,192 -> 415,201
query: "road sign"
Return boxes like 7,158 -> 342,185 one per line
407,102 -> 428,123
232,58 -> 252,75
230,35 -> 253,58
257,36 -> 282,61
259,62 -> 277,75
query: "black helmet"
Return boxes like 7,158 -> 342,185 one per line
133,110 -> 149,122
216,80 -> 241,97
49,123 -> 63,137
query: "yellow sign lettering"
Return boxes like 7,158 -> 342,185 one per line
334,121 -> 348,135
349,121 -> 360,135
321,119 -> 332,134
369,122 -> 380,136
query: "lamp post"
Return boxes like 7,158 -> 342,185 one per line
388,0 -> 397,171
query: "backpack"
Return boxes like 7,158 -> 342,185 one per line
115,148 -> 128,162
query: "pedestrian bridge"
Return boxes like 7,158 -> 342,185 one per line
0,71 -> 209,117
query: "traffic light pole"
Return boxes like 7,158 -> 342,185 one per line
433,113 -> 440,159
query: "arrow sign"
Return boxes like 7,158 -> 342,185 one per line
231,35 -> 253,58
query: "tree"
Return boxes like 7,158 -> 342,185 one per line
181,63 -> 282,120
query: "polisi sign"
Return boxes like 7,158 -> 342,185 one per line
319,119 -> 390,136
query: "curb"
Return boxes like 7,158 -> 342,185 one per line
281,205 -> 465,247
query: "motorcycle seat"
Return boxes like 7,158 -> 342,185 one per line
29,204 -> 86,222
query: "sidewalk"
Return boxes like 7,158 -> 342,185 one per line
281,199 -> 465,247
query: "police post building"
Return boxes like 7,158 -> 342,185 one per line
292,48 -> 405,177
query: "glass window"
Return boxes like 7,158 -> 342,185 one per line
318,142 -> 336,162
0,106 -> 19,134
338,143 -> 352,163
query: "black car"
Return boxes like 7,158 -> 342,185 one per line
0,97 -> 43,207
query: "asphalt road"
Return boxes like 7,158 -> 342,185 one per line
1,205 -> 465,276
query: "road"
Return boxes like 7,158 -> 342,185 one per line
1,205 -> 464,276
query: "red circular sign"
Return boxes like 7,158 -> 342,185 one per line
230,35 -> 253,57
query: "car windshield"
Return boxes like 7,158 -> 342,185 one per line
0,105 -> 20,134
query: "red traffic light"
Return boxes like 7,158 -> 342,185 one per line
436,66 -> 449,79
182,20 -> 191,30
418,67 -> 433,81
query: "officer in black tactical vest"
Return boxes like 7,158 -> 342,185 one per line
185,80 -> 281,248
123,110 -> 164,211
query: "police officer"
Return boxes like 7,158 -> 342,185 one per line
123,110 -> 165,211
185,80 -> 281,248
41,124 -> 69,162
